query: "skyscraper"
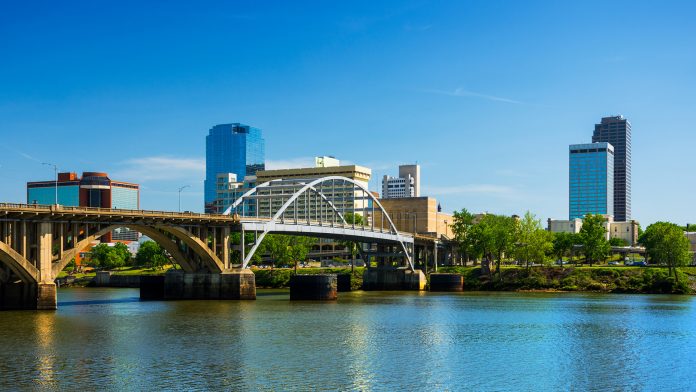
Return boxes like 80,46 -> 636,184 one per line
204,123 -> 265,212
592,115 -> 631,221
569,142 -> 614,220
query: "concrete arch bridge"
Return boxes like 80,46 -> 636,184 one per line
0,177 -> 423,310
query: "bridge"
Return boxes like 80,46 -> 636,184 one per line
0,176 -> 422,310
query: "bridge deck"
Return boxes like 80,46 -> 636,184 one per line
0,203 -> 237,224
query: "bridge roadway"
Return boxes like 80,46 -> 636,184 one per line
0,203 -> 419,310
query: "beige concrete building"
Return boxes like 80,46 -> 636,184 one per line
376,197 -> 453,238
547,216 -> 640,245
256,164 -> 371,185
548,218 -> 583,234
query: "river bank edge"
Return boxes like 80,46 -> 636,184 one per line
58,266 -> 696,295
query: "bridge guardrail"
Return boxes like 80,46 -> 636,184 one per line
0,203 -> 233,220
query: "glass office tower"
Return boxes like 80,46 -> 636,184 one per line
204,123 -> 265,212
569,142 -> 614,220
592,115 -> 631,221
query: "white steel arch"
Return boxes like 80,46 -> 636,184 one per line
228,176 -> 413,270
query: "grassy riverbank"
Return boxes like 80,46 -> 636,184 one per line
438,266 -> 696,294
57,265 -> 696,294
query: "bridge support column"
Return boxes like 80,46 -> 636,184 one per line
220,269 -> 256,300
362,268 -> 426,291
37,222 -> 57,310
159,269 -> 256,300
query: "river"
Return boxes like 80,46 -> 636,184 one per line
1,288 -> 695,391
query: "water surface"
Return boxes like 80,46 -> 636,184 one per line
1,288 -> 694,391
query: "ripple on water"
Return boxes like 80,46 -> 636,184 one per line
0,289 -> 695,391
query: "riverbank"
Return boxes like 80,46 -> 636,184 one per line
438,266 -> 696,294
58,266 -> 696,294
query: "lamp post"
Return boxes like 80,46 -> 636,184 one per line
41,162 -> 58,205
178,185 -> 190,212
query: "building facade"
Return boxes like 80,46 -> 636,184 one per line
27,172 -> 140,241
375,197 -> 453,238
205,123 -> 265,212
569,142 -> 614,220
213,158 -> 372,222
592,115 -> 632,221
381,164 -> 420,199
547,216 -> 640,245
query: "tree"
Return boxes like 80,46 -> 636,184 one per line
553,232 -> 575,263
639,222 -> 691,281
341,212 -> 364,272
112,242 -> 132,266
452,208 -> 476,266
135,241 -> 169,269
89,243 -> 128,270
230,232 -> 262,266
515,211 -> 553,269
262,234 -> 316,270
579,214 -> 610,266
469,215 -> 496,278
470,214 -> 518,281
609,237 -> 629,247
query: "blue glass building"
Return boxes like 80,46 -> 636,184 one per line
204,123 -> 265,212
569,142 -> 614,220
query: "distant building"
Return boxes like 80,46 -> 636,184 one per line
569,142 -> 614,220
686,232 -> 696,263
375,197 -> 453,238
27,171 -> 140,242
548,218 -> 583,234
382,164 -> 420,199
205,123 -> 265,212
314,156 -> 340,168
213,157 -> 372,220
592,115 -> 632,221
547,216 -> 640,245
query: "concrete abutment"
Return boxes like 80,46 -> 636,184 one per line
153,270 -> 256,301
362,268 -> 426,291
290,274 -> 338,300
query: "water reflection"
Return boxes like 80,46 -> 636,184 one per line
0,289 -> 695,391
34,312 -> 56,389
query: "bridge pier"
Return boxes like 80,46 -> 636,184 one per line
362,268 -> 426,291
154,269 -> 256,301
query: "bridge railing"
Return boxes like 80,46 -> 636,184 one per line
0,203 -> 232,220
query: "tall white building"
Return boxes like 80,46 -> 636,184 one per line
382,164 -> 420,199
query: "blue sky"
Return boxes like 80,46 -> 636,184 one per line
1,0 -> 694,225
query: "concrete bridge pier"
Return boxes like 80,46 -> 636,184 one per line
154,269 -> 256,300
362,268 -> 426,291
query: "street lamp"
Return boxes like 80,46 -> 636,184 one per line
41,162 -> 58,205
178,185 -> 190,212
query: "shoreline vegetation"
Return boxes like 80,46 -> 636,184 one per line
58,265 -> 696,295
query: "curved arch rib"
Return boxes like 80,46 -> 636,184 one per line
222,180 -> 274,216
0,240 -> 40,283
240,176 -> 413,270
53,224 -> 196,277
155,226 -> 225,273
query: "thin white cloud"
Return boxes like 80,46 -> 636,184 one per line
421,87 -> 523,104
113,156 -> 205,182
424,184 -> 516,197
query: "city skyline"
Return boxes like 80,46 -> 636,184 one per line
1,1 -> 695,226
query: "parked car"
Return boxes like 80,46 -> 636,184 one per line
627,261 -> 648,267
608,261 -> 620,266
